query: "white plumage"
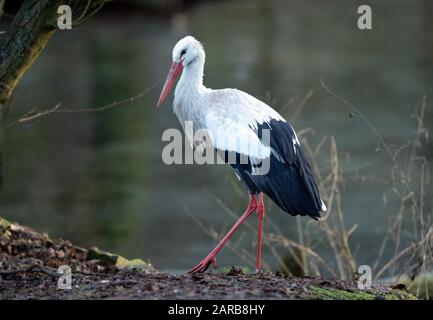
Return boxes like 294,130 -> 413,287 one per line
168,37 -> 285,161
157,36 -> 326,273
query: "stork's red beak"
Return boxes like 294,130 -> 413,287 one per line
157,61 -> 183,107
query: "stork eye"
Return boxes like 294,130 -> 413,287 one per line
181,49 -> 187,56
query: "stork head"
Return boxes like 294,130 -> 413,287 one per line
157,36 -> 205,107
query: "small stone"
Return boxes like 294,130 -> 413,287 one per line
227,266 -> 244,276
47,247 -> 55,257
395,283 -> 406,290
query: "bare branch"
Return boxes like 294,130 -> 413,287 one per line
6,88 -> 151,130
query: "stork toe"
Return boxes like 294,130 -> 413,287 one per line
188,255 -> 217,273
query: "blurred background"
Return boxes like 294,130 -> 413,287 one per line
0,0 -> 432,274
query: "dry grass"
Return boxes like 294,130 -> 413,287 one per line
190,85 -> 432,298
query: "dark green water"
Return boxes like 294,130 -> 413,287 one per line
1,0 -> 432,273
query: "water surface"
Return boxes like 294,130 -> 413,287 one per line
1,0 -> 432,273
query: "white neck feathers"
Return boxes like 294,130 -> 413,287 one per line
174,58 -> 206,104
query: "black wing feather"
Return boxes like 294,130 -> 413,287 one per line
224,119 -> 324,219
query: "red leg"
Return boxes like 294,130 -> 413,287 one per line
256,192 -> 265,272
188,194 -> 258,273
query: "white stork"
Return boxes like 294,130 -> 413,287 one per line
157,36 -> 327,273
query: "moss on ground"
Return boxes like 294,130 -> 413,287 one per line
310,286 -> 417,300
0,217 -> 11,237
310,286 -> 375,300
383,290 -> 418,300
399,275 -> 433,299
87,246 -> 154,271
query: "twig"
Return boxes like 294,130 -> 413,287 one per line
290,89 -> 314,121
320,78 -> 432,267
267,233 -> 338,278
0,264 -> 59,277
375,227 -> 433,280
6,88 -> 151,130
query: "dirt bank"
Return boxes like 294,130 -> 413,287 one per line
0,217 -> 416,300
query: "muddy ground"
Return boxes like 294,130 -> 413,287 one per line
0,217 -> 416,300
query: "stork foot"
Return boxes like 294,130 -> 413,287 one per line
188,254 -> 217,273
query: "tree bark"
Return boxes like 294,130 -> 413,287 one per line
0,0 -> 62,111
0,0 -> 62,190
0,1 -> 5,22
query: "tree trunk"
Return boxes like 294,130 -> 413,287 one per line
0,0 -> 62,190
0,0 -> 62,110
